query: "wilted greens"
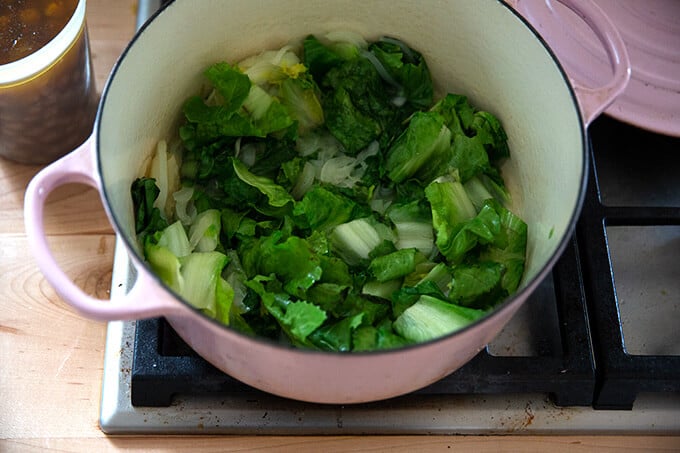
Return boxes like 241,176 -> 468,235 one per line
131,33 -> 527,352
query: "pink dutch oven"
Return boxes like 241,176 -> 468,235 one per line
24,0 -> 629,404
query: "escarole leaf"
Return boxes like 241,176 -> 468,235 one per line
386,200 -> 434,255
303,35 -> 347,80
308,313 -> 365,352
322,86 -> 382,155
242,230 -> 323,298
431,93 -> 475,135
293,185 -> 356,231
144,222 -> 232,319
425,177 -> 475,259
278,72 -> 325,133
215,276 -> 235,326
368,248 -> 418,282
321,55 -> 404,155
330,218 -> 383,265
471,110 -> 510,162
182,96 -> 260,142
353,320 -> 412,351
246,276 -> 327,345
427,177 -> 502,264
368,37 -> 434,109
248,94 -> 296,136
178,251 -> 230,316
427,94 -> 511,186
449,133 -> 493,183
480,199 -> 528,294
393,295 -> 487,343
182,62 -> 295,144
131,177 -> 169,243
385,112 -> 451,183
232,159 -> 294,207
448,261 -> 504,309
442,202 -> 501,264
204,62 -> 252,111
145,242 -> 183,293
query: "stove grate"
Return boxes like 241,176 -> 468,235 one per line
577,117 -> 680,410
131,225 -> 596,408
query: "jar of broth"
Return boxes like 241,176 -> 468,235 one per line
0,0 -> 97,165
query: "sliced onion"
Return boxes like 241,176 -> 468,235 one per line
296,131 -> 343,157
361,49 -> 401,88
391,95 -> 407,107
320,155 -> 360,188
370,185 -> 395,215
173,186 -> 196,226
239,142 -> 258,167
325,31 -> 368,49
291,161 -> 316,200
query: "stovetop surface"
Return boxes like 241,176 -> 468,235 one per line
125,114 -> 680,406
100,114 -> 680,436
101,0 -> 680,434
101,314 -> 680,435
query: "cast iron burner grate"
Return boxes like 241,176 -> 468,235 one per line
132,0 -> 599,406
131,235 -> 594,408
127,0 -> 680,417
578,117 -> 680,410
131,117 -> 680,410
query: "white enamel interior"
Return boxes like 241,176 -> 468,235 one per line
96,0 -> 586,403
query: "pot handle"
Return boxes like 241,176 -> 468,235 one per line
23,136 -> 182,321
507,0 -> 631,125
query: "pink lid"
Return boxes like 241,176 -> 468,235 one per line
517,0 -> 680,137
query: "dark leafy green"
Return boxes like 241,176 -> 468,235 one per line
131,177 -> 169,244
132,34 -> 528,352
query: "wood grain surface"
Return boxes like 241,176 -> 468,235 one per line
1,1 -> 678,451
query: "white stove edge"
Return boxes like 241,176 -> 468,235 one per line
99,238 -> 680,435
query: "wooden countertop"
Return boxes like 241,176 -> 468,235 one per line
1,1 -> 678,451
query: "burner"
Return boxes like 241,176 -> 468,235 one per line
131,236 -> 595,407
128,116 -> 680,411
577,116 -> 680,409
100,109 -> 680,437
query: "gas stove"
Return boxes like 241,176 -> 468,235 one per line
99,0 -> 680,435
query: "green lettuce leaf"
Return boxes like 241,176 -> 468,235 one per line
352,319 -> 412,351
131,177 -> 169,243
308,313 -> 364,351
133,36 -> 528,353
368,247 -> 418,282
293,185 -> 356,231
232,159 -> 294,208
243,231 -> 323,298
278,72 -> 325,133
204,62 -> 251,112
368,37 -> 434,109
246,277 -> 327,345
385,112 -> 452,183
480,199 -> 528,294
448,261 -> 504,309
302,35 -> 347,80
393,295 -> 487,343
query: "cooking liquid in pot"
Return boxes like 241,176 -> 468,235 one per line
0,0 -> 97,164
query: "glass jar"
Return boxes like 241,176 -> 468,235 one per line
0,0 -> 97,165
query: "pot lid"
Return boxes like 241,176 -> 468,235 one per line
518,0 -> 680,137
